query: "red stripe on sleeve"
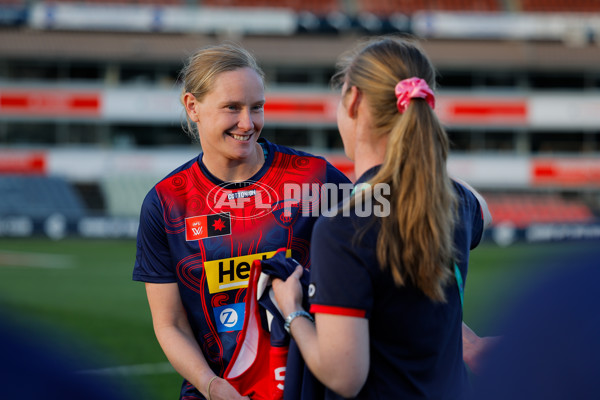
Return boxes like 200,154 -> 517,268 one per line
309,304 -> 366,318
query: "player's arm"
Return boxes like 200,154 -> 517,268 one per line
462,322 -> 501,374
145,282 -> 249,400
272,266 -> 369,398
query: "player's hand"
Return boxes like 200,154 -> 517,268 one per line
463,333 -> 501,374
272,265 -> 305,318
207,377 -> 250,400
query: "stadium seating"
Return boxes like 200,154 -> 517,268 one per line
0,176 -> 87,220
35,0 -> 339,12
201,0 -> 340,14
356,0 -> 501,16
519,0 -> 600,12
26,0 -> 600,14
25,0 -> 600,13
99,175 -> 159,218
50,0 -> 185,4
485,193 -> 595,228
0,0 -> 26,5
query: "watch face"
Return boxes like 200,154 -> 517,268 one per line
284,313 -> 295,333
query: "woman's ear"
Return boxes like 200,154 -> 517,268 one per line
183,92 -> 200,122
346,86 -> 362,119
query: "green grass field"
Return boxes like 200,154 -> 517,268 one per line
0,238 -> 596,398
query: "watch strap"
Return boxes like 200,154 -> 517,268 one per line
284,310 -> 314,333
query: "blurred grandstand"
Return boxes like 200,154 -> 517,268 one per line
0,0 -> 599,245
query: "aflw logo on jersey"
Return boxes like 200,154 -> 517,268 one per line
185,212 -> 231,241
204,249 -> 291,294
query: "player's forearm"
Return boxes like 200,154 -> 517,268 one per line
287,316 -> 330,385
278,297 -> 331,382
462,322 -> 501,374
462,322 -> 481,372
154,323 -> 215,397
289,315 -> 368,398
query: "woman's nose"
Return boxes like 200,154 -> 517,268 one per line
238,109 -> 254,131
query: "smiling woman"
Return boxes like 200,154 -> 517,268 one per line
132,42 -> 350,400
182,67 -> 266,182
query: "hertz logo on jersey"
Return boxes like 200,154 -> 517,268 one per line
204,249 -> 291,294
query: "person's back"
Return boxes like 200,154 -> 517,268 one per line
273,36 -> 488,399
309,177 -> 483,399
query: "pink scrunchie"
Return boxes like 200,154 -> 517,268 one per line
394,77 -> 435,113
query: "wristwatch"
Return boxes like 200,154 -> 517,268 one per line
284,310 -> 314,333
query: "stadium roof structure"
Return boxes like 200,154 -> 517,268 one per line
1,29 -> 599,71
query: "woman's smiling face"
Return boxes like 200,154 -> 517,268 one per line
190,67 -> 265,163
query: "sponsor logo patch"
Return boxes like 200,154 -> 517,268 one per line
204,249 -> 291,294
185,212 -> 231,241
227,189 -> 257,200
213,302 -> 245,332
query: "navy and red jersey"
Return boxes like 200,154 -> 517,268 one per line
308,166 -> 484,400
133,138 -> 350,399
222,250 -> 306,400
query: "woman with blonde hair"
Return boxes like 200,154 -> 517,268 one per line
273,36 -> 492,399
133,43 -> 349,400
